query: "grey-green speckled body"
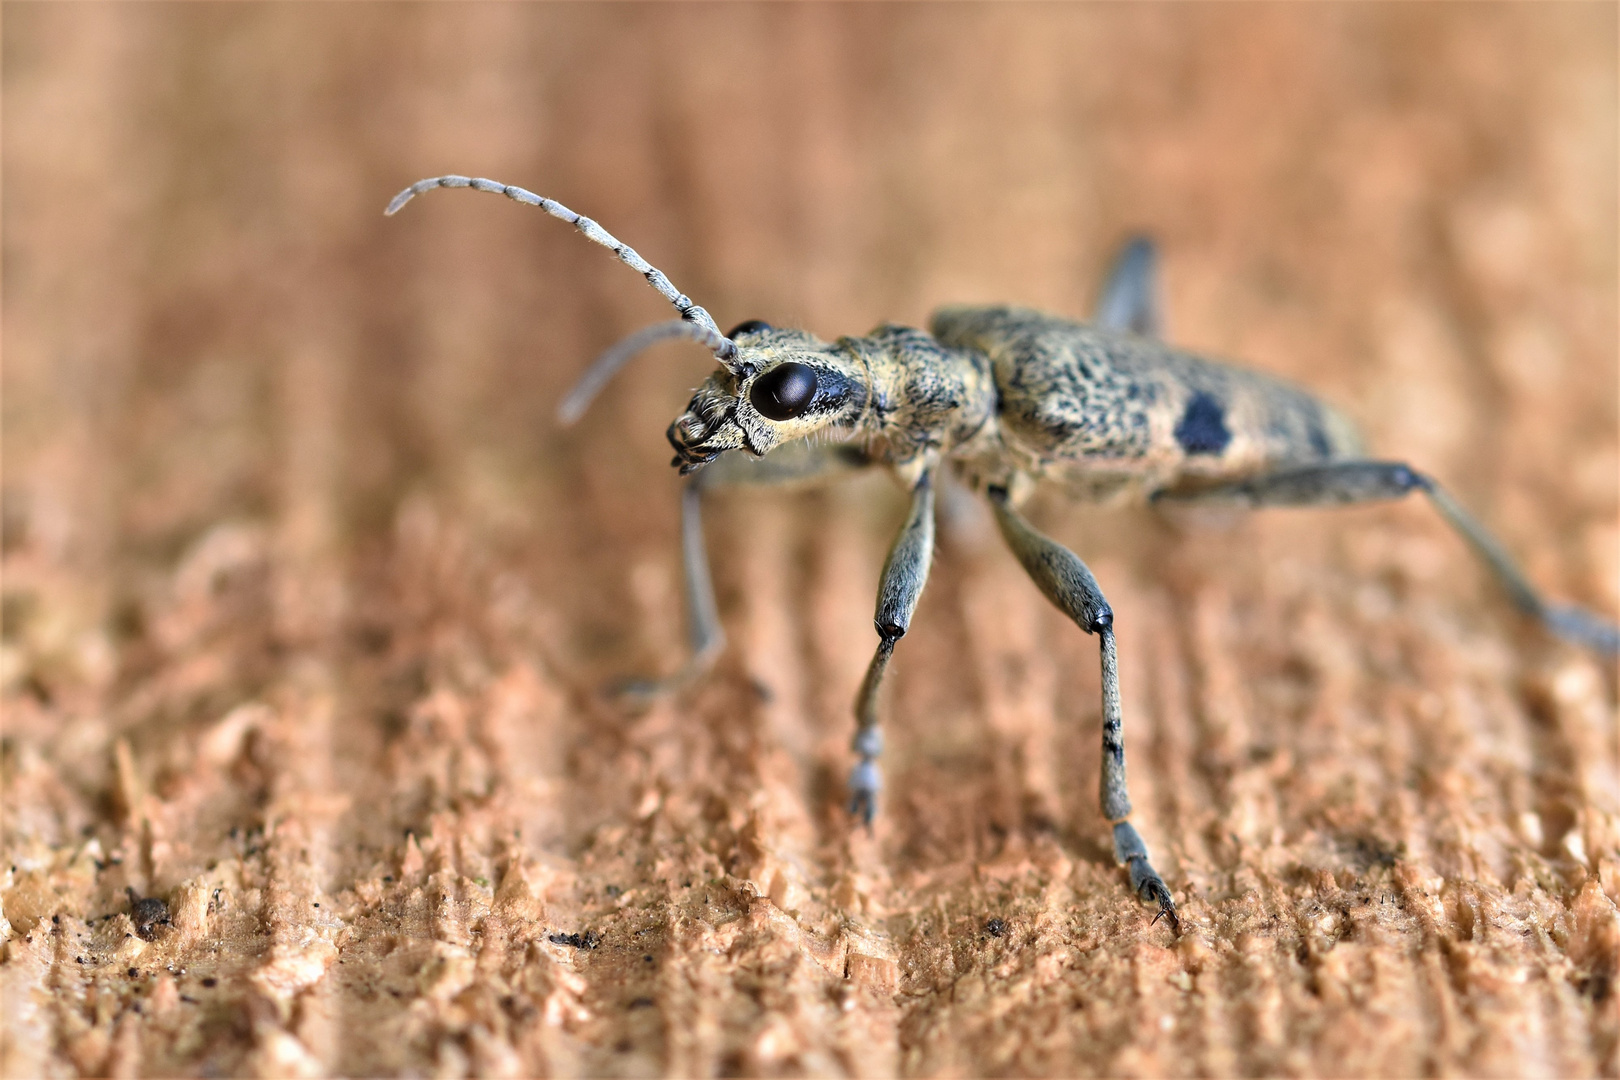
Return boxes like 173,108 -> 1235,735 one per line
776,305 -> 1363,504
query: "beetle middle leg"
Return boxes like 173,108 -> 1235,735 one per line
848,467 -> 938,826
986,485 -> 1181,933
1155,461 -> 1619,655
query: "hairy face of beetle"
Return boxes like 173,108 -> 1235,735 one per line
666,325 -> 869,474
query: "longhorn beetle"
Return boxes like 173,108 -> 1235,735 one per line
387,175 -> 1619,933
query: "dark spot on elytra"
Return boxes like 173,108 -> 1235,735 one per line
1175,391 -> 1231,455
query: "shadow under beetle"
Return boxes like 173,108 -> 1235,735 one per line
388,175 -> 1620,934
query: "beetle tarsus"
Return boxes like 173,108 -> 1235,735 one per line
1135,866 -> 1181,935
847,760 -> 881,830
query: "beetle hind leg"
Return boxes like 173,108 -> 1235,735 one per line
988,486 -> 1181,933
1154,460 -> 1619,656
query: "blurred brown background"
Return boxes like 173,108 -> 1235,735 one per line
3,4 -> 1617,1076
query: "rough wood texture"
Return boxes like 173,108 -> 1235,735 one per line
4,5 -> 1617,1076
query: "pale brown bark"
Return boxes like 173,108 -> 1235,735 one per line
3,5 -> 1616,1076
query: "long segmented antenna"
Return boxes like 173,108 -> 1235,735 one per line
386,175 -> 738,364
557,320 -> 732,426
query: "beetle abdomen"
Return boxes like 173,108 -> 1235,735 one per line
931,306 -> 1362,497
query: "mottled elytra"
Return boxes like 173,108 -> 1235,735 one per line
750,362 -> 818,420
388,174 -> 1620,937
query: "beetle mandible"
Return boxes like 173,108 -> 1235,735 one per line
387,175 -> 1620,933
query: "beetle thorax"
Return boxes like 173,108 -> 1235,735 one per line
842,325 -> 998,467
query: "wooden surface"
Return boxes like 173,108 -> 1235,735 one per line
3,5 -> 1617,1076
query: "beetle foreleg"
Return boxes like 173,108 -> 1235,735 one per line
679,478 -> 727,681
614,478 -> 726,700
849,469 -> 938,827
1155,461 -> 1620,655
987,486 -> 1181,933
619,445 -> 874,700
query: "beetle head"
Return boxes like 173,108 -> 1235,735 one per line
666,321 -> 870,474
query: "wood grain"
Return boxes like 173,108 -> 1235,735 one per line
3,5 -> 1616,1076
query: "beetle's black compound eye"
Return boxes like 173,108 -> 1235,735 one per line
726,319 -> 773,340
749,362 -> 818,421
